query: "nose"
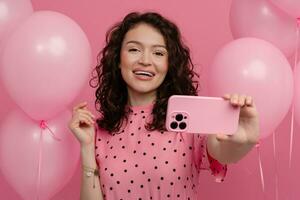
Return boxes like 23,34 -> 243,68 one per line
138,51 -> 151,66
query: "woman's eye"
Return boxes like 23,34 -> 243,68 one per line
128,48 -> 139,52
154,51 -> 165,56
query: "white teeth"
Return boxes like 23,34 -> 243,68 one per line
133,70 -> 154,77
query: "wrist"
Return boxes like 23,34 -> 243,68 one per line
82,164 -> 100,189
80,145 -> 98,166
80,143 -> 95,154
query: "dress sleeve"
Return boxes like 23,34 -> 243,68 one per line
195,135 -> 227,182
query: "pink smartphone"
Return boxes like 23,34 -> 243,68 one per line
165,95 -> 240,135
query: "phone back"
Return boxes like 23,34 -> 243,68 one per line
166,95 -> 240,134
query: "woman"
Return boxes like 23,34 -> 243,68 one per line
69,12 -> 259,200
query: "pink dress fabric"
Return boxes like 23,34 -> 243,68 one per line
95,104 -> 227,200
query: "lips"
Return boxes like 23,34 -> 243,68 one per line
132,70 -> 155,77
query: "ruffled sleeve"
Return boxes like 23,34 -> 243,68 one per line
195,135 -> 227,182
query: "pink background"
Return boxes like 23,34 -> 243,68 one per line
0,0 -> 299,199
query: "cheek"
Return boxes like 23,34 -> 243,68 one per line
120,52 -> 140,67
120,52 -> 128,68
152,55 -> 168,71
157,60 -> 168,74
120,67 -> 131,81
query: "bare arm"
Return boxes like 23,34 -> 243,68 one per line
80,146 -> 103,200
68,102 -> 104,200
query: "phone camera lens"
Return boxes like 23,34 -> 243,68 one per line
170,121 -> 178,129
179,122 -> 187,130
175,114 -> 183,121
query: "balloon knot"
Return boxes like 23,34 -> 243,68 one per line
255,141 -> 260,148
39,120 -> 47,129
297,17 -> 300,25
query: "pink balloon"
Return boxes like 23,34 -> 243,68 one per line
0,109 -> 80,200
0,0 -> 33,45
230,0 -> 298,58
0,11 -> 92,120
207,38 -> 294,139
270,0 -> 300,18
295,62 -> 300,126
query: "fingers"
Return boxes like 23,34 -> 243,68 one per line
245,96 -> 253,106
77,109 -> 96,120
72,102 -> 95,116
216,134 -> 231,142
232,94 -> 242,106
70,102 -> 96,127
73,102 -> 88,112
223,94 -> 254,107
77,113 -> 95,126
222,94 -> 230,100
238,95 -> 247,106
69,112 -> 94,128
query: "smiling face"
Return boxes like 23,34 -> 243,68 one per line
120,23 -> 168,105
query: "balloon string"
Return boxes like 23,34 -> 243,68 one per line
256,143 -> 265,198
272,132 -> 279,200
35,120 -> 61,199
289,106 -> 295,169
36,127 -> 44,200
39,120 -> 61,141
289,18 -> 300,169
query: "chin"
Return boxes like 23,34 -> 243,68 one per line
135,88 -> 157,94
129,85 -> 158,95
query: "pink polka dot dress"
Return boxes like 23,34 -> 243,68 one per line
95,104 -> 227,200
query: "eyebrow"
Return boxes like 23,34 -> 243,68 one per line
125,40 -> 167,49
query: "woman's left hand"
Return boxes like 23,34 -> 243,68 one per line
216,94 -> 260,145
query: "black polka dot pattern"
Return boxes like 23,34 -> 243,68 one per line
94,104 -> 227,199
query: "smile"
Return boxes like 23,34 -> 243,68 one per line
133,70 -> 155,77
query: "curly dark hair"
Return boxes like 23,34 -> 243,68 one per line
90,12 -> 199,133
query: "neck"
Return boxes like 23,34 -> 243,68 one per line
127,88 -> 156,107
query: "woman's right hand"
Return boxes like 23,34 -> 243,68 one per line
68,102 -> 96,147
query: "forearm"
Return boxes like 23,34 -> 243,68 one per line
80,146 -> 103,200
207,135 -> 256,164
